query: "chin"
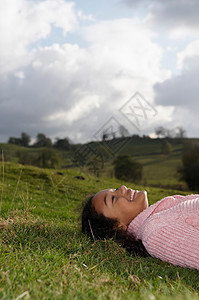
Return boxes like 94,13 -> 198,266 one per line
136,189 -> 148,202
138,190 -> 147,196
142,190 -> 148,208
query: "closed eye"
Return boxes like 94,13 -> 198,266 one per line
112,188 -> 118,203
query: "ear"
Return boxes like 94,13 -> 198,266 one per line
118,223 -> 127,232
113,220 -> 127,232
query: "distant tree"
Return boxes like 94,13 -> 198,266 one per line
36,149 -> 60,168
176,126 -> 186,139
21,132 -> 31,147
8,132 -> 30,147
34,133 -> 52,148
18,151 -> 35,165
54,137 -> 70,150
155,126 -> 187,139
178,146 -> 199,191
8,137 -> 21,145
102,130 -> 108,141
131,134 -> 141,139
161,140 -> 173,155
142,135 -> 150,139
113,154 -> 142,182
119,125 -> 129,138
155,126 -> 167,138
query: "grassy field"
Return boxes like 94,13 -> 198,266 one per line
1,137 -> 199,190
92,138 -> 187,189
0,162 -> 198,299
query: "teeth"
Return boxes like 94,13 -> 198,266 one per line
128,189 -> 136,201
130,189 -> 134,201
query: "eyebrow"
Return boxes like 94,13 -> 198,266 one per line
104,194 -> 107,206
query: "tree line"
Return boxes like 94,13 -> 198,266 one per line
114,146 -> 199,192
7,130 -> 199,192
7,132 -> 71,169
8,125 -> 187,149
8,132 -> 71,150
155,126 -> 186,139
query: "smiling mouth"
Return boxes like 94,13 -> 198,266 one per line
129,189 -> 137,201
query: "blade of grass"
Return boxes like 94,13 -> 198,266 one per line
10,168 -> 22,211
19,182 -> 30,213
26,182 -> 29,212
0,150 -> 4,211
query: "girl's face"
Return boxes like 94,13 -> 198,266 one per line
92,185 -> 148,230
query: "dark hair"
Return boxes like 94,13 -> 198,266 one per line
81,195 -> 149,257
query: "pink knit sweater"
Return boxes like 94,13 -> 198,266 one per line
127,194 -> 199,270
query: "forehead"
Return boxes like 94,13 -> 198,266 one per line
92,189 -> 109,206
92,189 -> 109,214
95,189 -> 109,197
93,189 -> 108,201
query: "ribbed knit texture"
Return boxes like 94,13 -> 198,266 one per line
127,195 -> 199,270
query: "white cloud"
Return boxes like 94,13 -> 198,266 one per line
123,0 -> 199,39
9,0 -> 199,143
0,13 -> 171,142
0,0 -> 77,76
177,39 -> 199,69
77,10 -> 95,22
154,58 -> 199,107
45,94 -> 100,125
154,39 -> 199,137
148,0 -> 199,39
82,18 -> 170,91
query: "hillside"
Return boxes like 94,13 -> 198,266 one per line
1,137 -> 199,190
74,137 -> 199,190
0,162 -> 198,299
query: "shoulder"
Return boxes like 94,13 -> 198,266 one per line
141,196 -> 199,241
142,221 -> 199,270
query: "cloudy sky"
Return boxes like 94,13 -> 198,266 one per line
1,0 -> 199,143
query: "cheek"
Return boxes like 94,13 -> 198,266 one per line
136,191 -> 146,202
117,202 -> 131,216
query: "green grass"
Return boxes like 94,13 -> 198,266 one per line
95,140 -> 185,189
0,162 -> 198,299
1,137 -> 199,190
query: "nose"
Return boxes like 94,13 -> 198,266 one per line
119,185 -> 127,194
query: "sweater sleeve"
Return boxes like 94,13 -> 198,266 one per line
143,221 -> 199,270
152,194 -> 199,214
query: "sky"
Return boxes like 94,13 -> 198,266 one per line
0,0 -> 199,143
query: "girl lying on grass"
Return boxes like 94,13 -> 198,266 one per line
82,185 -> 199,271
